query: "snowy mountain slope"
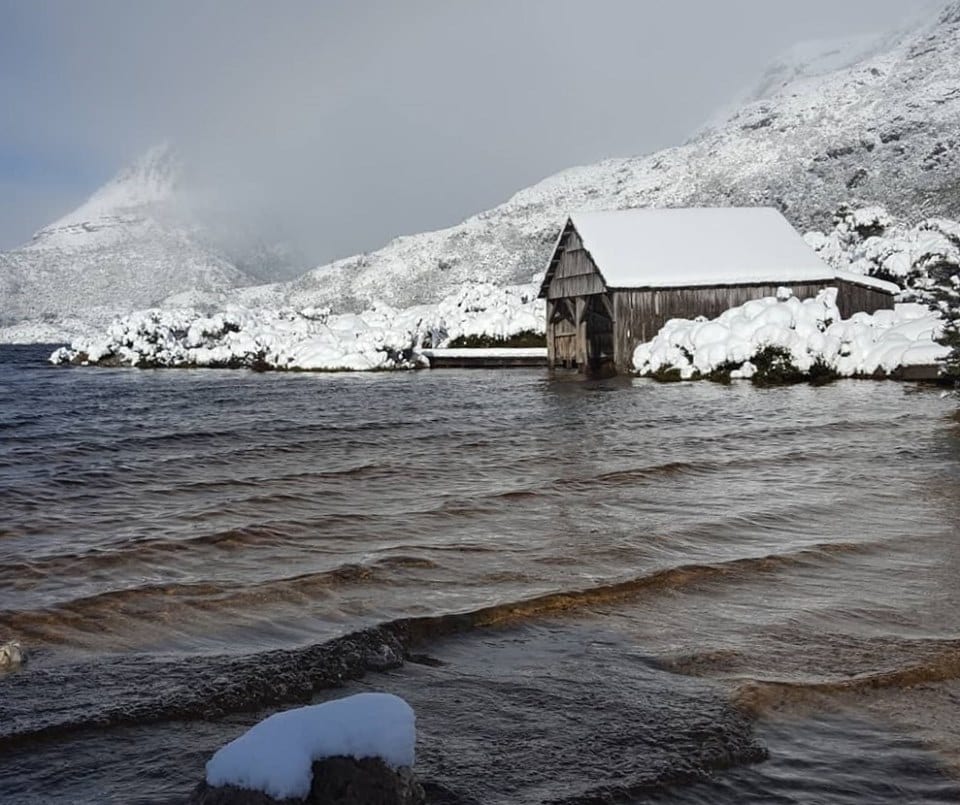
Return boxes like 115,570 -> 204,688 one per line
248,2 -> 960,313
0,146 -> 253,334
5,4 -> 960,342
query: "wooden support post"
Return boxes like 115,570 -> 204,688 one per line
546,300 -> 555,367
600,293 -> 615,320
575,296 -> 587,370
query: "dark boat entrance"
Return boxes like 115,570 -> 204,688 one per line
584,294 -> 614,375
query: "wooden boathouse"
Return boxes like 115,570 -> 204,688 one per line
538,207 -> 898,374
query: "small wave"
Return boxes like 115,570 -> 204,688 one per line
395,541 -> 874,644
0,551 -> 448,646
0,541 -> 873,748
730,644 -> 960,715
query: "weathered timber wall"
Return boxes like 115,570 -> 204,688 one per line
834,280 -> 895,319
612,282 -> 827,373
611,281 -> 895,372
545,230 -> 606,300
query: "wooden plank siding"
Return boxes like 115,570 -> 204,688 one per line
610,282 -> 822,373
546,232 -> 606,299
834,280 -> 894,319
610,281 -> 895,373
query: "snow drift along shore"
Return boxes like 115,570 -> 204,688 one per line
632,288 -> 947,382
49,282 -> 543,371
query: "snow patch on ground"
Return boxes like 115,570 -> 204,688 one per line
632,287 -> 947,380
205,693 -> 415,800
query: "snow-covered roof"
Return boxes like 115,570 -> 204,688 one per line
556,207 -> 839,289
833,268 -> 900,294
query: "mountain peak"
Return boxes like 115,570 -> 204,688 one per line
27,143 -> 181,250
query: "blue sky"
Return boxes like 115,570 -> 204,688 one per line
0,0 -> 939,258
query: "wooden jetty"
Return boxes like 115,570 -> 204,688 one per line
421,348 -> 547,369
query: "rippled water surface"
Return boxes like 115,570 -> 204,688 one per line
2,343 -> 960,803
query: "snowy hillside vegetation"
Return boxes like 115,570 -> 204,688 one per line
804,205 -> 960,378
632,288 -> 948,383
49,282 -> 543,371
236,2 -> 960,314
805,205 -> 960,290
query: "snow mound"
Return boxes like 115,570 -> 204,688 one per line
205,693 -> 416,800
632,287 -> 947,380
49,282 -> 544,370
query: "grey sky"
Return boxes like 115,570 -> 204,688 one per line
0,0 -> 938,264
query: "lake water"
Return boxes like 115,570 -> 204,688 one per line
2,343 -> 960,804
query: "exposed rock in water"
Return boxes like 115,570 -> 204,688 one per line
0,641 -> 24,671
189,756 -> 425,805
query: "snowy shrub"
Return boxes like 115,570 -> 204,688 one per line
632,288 -> 949,383
804,205 -> 960,381
805,205 -> 960,292
49,282 -> 545,371
924,265 -> 960,380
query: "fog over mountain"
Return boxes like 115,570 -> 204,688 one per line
1,1 -> 934,254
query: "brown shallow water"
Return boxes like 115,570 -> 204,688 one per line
2,343 -> 960,803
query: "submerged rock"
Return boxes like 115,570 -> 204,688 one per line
0,641 -> 24,671
189,756 -> 425,805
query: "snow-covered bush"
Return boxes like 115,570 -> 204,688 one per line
49,282 -> 545,371
805,205 -> 960,380
924,263 -> 960,380
632,288 -> 948,383
804,205 -> 960,291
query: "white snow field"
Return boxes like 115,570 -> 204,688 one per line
632,288 -> 948,380
49,282 -> 544,370
205,693 -> 416,800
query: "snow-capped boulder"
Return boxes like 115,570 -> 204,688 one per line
0,640 -> 25,671
190,693 -> 422,805
191,756 -> 424,805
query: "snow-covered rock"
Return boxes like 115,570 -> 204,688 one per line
0,640 -> 24,671
202,693 -> 417,801
632,288 -> 948,381
0,146 -> 254,332
49,282 -> 544,371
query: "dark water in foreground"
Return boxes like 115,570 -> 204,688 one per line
2,343 -> 960,803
